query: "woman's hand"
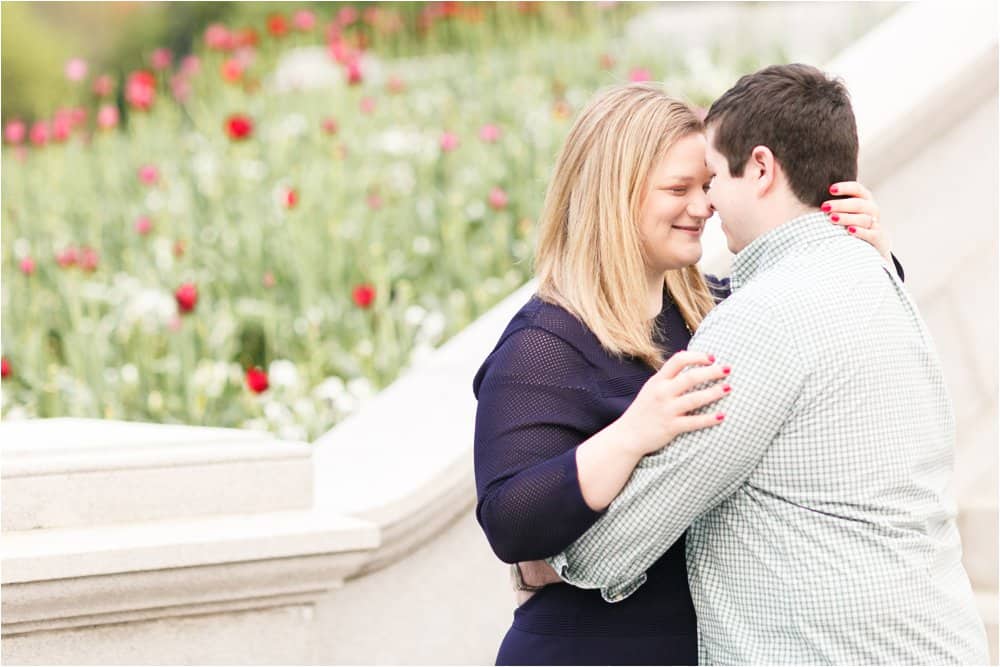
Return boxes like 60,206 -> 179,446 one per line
823,181 -> 892,261
614,350 -> 730,458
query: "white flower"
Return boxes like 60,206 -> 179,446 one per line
347,377 -> 374,402
354,340 -> 374,358
268,359 -> 300,389
145,190 -> 165,212
147,391 -> 164,412
404,305 -> 427,326
120,363 -> 139,385
465,200 -> 486,221
313,376 -> 346,401
264,399 -> 292,423
412,236 -> 433,255
239,160 -> 268,182
420,311 -> 447,342
278,424 -> 308,442
13,238 -> 30,259
153,238 -> 175,271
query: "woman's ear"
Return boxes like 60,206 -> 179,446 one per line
749,145 -> 775,196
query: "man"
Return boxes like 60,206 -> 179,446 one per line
526,64 -> 989,664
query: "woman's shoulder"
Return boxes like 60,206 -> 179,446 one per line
472,295 -> 601,397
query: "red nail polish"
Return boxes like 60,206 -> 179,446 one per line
716,413 -> 725,421
831,214 -> 839,222
722,385 -> 731,393
830,185 -> 839,194
848,226 -> 856,234
722,366 -> 731,375
708,355 -> 716,363
821,203 -> 831,212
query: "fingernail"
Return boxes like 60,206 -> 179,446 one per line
831,214 -> 839,222
708,354 -> 716,363
716,413 -> 725,421
821,203 -> 831,212
722,366 -> 731,375
722,385 -> 731,393
848,226 -> 856,234
829,185 -> 839,194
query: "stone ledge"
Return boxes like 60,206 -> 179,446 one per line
1,418 -> 314,532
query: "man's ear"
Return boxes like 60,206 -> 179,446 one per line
749,145 -> 776,197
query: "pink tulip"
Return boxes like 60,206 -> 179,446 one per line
134,217 -> 153,235
293,10 -> 316,31
204,23 -> 233,51
138,164 -> 159,186
628,67 -> 652,82
479,124 -> 502,143
93,74 -> 115,97
151,48 -> 173,71
65,58 -> 88,82
180,55 -> 201,76
440,132 -> 459,152
19,257 -> 35,275
4,120 -> 26,145
360,96 -> 376,114
488,186 -> 509,210
29,121 -> 49,147
97,105 -> 119,130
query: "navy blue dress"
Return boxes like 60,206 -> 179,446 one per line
472,261 -> 903,666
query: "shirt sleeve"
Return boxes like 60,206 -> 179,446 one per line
545,298 -> 807,602
474,327 -> 607,563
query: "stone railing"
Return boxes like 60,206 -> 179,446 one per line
2,2 -> 996,664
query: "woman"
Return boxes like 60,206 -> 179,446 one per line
472,83 -> 898,666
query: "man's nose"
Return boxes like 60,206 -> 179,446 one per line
689,191 -> 713,218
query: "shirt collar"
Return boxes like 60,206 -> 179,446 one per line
729,211 -> 842,292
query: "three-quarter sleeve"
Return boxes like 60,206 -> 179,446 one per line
473,326 -> 607,563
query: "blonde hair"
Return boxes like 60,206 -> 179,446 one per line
534,83 -> 717,370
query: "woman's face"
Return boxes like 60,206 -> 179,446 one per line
637,132 -> 714,275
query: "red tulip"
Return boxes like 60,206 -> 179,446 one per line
284,187 -> 298,209
488,186 -> 509,210
138,164 -> 159,186
225,113 -> 254,140
267,13 -> 288,37
173,240 -> 187,258
599,53 -> 616,70
1,356 -> 10,379
245,367 -> 269,393
175,283 -> 198,313
19,257 -> 35,275
321,117 -> 338,135
5,120 -> 26,145
221,58 -> 244,83
440,132 -> 459,152
93,74 -> 115,97
134,216 -> 153,235
151,48 -> 173,71
352,284 -> 376,308
125,70 -> 156,111
29,121 -> 49,147
234,28 -> 259,48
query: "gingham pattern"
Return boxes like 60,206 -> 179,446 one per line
548,213 -> 989,664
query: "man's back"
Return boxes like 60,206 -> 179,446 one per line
687,217 -> 987,664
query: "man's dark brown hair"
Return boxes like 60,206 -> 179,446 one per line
704,63 -> 859,207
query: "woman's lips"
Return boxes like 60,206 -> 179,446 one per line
672,225 -> 702,235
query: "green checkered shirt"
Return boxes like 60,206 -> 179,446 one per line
547,213 -> 989,664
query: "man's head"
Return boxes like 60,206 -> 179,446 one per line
703,63 -> 859,253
